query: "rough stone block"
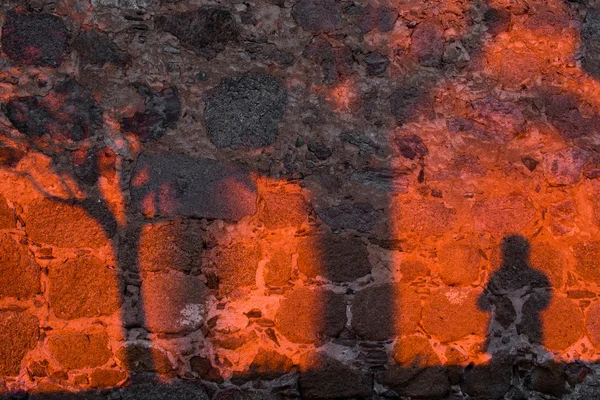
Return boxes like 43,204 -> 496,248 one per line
292,0 -> 341,33
411,20 -> 444,67
317,203 -> 376,232
204,73 -> 287,149
0,234 -> 40,299
0,195 -> 15,229
125,219 -> 204,274
275,287 -> 346,344
215,242 -> 261,294
141,272 -> 207,334
0,312 -> 39,376
297,234 -> 371,283
116,341 -> 175,376
299,354 -> 372,399
540,296 -> 583,351
352,284 -> 421,341
5,78 -> 104,141
573,241 -> 600,284
472,194 -> 535,236
131,153 -> 257,221
399,200 -> 456,237
422,287 -> 488,343
542,148 -> 591,186
47,332 -> 111,369
73,29 -> 129,66
259,190 -> 309,229
25,198 -> 113,249
48,256 -> 120,319
1,11 -> 68,67
437,243 -> 481,286
156,7 -> 238,59
90,368 -> 127,388
120,84 -> 180,142
232,348 -> 293,382
393,335 -> 440,367
263,250 -> 292,286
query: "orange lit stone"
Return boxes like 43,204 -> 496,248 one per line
393,335 -> 440,367
541,296 -> 584,352
275,287 -> 346,344
48,256 -> 120,319
422,287 -> 488,343
25,198 -> 112,249
47,331 -> 111,369
437,242 -> 481,286
0,311 -> 38,376
0,234 -> 40,299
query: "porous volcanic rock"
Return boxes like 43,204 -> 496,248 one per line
204,73 -> 287,149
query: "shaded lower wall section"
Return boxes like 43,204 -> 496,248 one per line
2,153 -> 600,400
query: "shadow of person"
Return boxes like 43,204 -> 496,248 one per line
479,235 -> 551,352
462,235 -> 553,399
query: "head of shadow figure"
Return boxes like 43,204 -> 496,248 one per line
478,235 -> 552,353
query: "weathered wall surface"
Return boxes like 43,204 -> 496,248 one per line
1,0 -> 600,399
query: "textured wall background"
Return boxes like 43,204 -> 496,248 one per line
1,0 -> 600,399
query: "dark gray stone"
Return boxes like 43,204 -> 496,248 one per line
582,10 -> 600,79
484,7 -> 512,35
299,356 -> 372,399
131,153 -> 257,221
522,157 -> 539,171
462,355 -> 513,400
390,86 -> 434,124
358,5 -> 398,34
318,203 -> 377,232
303,37 -> 353,83
527,363 -> 566,398
307,141 -> 332,160
121,84 -> 180,142
73,29 -> 129,66
1,11 -> 68,67
352,285 -> 394,341
156,7 -> 238,59
544,94 -> 600,140
378,366 -> 451,399
395,135 -> 428,160
117,381 -> 210,400
292,0 -> 342,33
364,51 -> 390,76
351,168 -> 409,194
204,73 -> 287,148
4,78 -> 103,141
297,235 -> 371,283
411,20 -> 444,67
340,131 -> 381,155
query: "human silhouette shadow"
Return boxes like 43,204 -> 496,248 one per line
478,235 -> 551,352
462,235 -> 553,399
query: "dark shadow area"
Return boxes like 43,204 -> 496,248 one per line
479,235 -> 551,350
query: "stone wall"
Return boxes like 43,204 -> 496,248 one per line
1,0 -> 600,399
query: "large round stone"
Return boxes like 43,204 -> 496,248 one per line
204,73 -> 287,149
1,11 -> 68,67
